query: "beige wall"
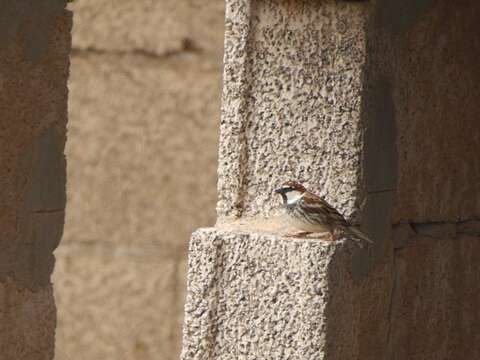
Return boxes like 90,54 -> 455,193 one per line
53,1 -> 225,359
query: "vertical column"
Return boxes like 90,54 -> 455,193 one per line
181,1 -> 394,359
218,0 -> 369,222
0,1 -> 71,358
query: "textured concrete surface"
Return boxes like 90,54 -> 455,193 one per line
0,2 -> 71,359
389,233 -> 480,359
217,0 -> 370,222
181,228 -> 392,360
183,1 -> 393,359
54,0 -> 225,359
182,225 -> 480,360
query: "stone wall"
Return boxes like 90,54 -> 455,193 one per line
0,1 -> 71,359
380,1 -> 480,357
53,1 -> 225,359
181,0 -> 480,359
389,226 -> 480,359
391,1 -> 480,222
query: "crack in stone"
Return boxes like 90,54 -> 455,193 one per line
367,188 -> 395,194
392,219 -> 480,247
34,208 -> 64,214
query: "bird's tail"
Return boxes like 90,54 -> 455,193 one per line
347,226 -> 373,246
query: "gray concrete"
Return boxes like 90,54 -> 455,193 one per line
217,0 -> 370,222
181,228 -> 392,360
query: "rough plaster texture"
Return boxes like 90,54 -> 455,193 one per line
54,1 -> 225,359
217,0 -> 370,221
0,2 -> 71,358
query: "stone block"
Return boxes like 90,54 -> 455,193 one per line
69,0 -> 225,57
0,5 -> 71,285
57,0 -> 226,358
53,242 -> 180,360
63,54 -> 221,250
389,234 -> 480,359
217,0 -> 370,221
0,280 -> 56,360
0,4 -> 70,358
181,227 -> 392,360
25,127 -> 67,213
389,1 -> 480,222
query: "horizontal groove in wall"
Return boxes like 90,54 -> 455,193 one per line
70,39 -> 204,61
56,239 -> 186,260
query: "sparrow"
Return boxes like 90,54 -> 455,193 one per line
275,180 -> 372,246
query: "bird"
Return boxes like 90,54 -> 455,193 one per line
275,180 -> 372,246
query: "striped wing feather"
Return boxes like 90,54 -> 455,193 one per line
301,192 -> 349,228
291,191 -> 372,246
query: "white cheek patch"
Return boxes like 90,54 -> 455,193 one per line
286,190 -> 304,205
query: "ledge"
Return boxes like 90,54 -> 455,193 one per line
180,226 -> 392,360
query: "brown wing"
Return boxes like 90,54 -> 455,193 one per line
302,191 -> 372,246
301,191 -> 349,228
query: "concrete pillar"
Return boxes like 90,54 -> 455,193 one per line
181,0 -> 480,359
182,1 -> 391,359
0,1 -> 71,359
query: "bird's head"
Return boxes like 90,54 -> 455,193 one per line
275,181 -> 307,205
